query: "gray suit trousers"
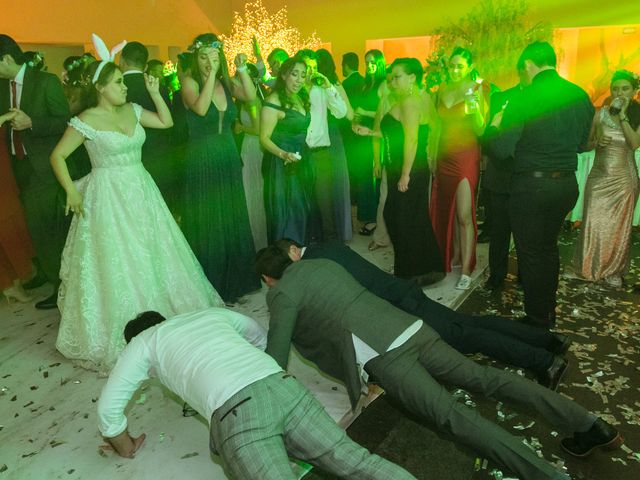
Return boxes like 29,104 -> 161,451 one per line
209,372 -> 415,480
365,326 -> 594,480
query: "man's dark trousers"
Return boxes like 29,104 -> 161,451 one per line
509,175 -> 578,327
365,325 -> 593,480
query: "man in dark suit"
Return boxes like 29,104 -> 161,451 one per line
341,53 -> 365,101
340,52 -> 365,200
0,34 -> 70,309
482,70 -> 527,290
119,42 -> 177,213
274,239 -> 568,389
486,42 -> 594,329
255,245 -> 622,480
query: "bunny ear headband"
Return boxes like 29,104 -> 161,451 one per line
91,33 -> 127,84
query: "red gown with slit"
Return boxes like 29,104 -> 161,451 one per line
430,95 -> 482,273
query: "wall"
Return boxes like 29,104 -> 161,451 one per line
4,0 -> 640,80
0,0 -> 226,63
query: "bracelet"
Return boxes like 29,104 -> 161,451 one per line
620,115 -> 629,123
236,65 -> 248,73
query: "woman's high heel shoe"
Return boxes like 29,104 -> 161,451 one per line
3,284 -> 33,304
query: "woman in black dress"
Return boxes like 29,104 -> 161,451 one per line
181,33 -> 260,302
260,58 -> 314,244
382,58 -> 443,285
352,49 -> 387,236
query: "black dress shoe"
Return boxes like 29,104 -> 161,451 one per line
484,277 -> 504,291
561,418 -> 623,457
548,333 -> 571,355
519,314 -> 555,330
539,356 -> 568,390
35,292 -> 58,310
477,230 -> 490,243
415,271 -> 446,286
23,271 -> 48,290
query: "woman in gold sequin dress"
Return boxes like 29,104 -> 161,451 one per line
571,70 -> 640,287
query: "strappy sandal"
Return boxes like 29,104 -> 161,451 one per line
358,224 -> 376,236
368,241 -> 386,251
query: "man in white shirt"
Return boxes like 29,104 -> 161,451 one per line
97,307 -> 415,479
297,49 -> 348,241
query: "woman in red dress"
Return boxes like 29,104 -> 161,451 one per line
0,111 -> 34,303
431,47 -> 489,290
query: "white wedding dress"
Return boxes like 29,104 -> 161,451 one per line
56,104 -> 223,374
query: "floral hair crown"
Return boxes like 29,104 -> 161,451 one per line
188,40 -> 223,53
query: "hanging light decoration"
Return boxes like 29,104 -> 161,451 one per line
221,0 -> 324,73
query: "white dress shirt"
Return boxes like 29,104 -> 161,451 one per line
306,84 -> 347,148
9,63 -> 27,156
97,308 -> 282,438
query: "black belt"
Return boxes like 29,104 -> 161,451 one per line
309,146 -> 330,152
520,171 -> 573,179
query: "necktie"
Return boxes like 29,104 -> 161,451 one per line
10,80 -> 25,160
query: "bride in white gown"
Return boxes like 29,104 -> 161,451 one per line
50,59 -> 223,374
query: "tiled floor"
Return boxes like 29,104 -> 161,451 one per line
0,234 -> 488,480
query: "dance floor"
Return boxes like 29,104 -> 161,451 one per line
2,228 -> 637,479
0,232 -> 487,480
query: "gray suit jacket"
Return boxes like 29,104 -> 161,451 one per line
266,259 -> 418,409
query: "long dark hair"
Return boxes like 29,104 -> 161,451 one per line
449,46 -> 479,82
273,58 -> 310,112
364,49 -> 386,92
81,61 -> 119,109
190,33 -> 231,91
316,49 -> 339,85
611,69 -> 640,130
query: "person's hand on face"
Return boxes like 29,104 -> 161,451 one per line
204,48 -> 220,78
619,96 -> 631,116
